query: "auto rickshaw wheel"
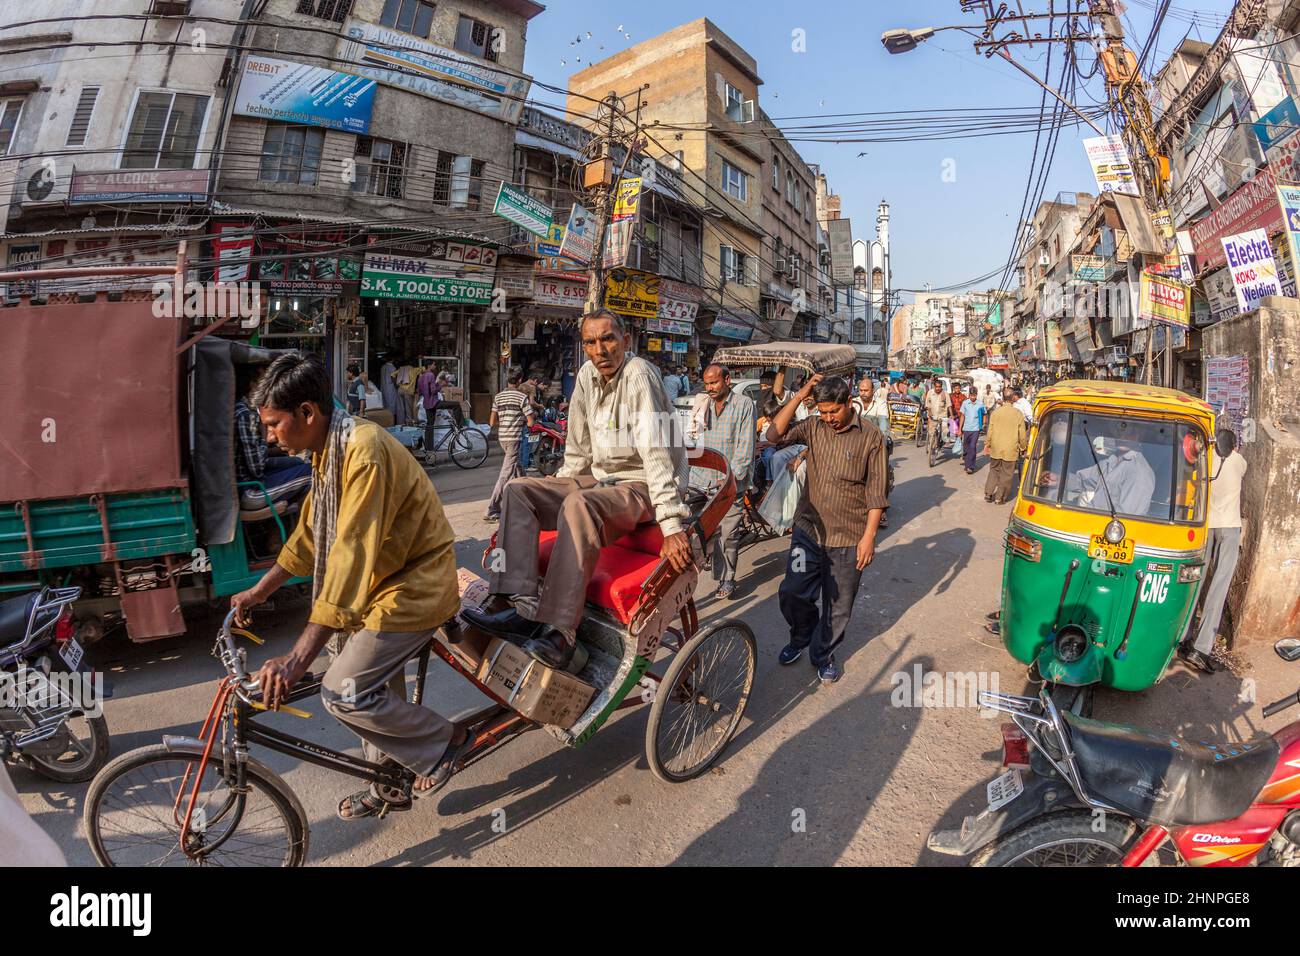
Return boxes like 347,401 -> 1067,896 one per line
1047,682 -> 1094,719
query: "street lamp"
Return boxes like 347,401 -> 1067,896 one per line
880,24 -> 1105,135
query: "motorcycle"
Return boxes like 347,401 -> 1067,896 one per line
529,411 -> 567,478
0,586 -> 110,783
929,638 -> 1300,867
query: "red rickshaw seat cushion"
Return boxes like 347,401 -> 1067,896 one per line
536,522 -> 665,623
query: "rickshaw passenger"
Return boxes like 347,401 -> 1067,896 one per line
463,310 -> 692,671
235,365 -> 312,506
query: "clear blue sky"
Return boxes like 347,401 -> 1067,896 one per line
521,0 -> 1236,300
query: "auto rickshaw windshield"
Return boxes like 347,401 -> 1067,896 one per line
1022,410 -> 1208,524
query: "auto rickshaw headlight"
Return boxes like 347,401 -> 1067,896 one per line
1178,564 -> 1203,583
1055,626 -> 1088,663
1104,519 -> 1126,545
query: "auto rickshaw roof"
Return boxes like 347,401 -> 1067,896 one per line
1033,380 -> 1215,423
711,342 -> 857,376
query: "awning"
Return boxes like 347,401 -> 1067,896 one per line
1113,193 -> 1164,256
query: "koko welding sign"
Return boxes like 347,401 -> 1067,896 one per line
1221,227 -> 1280,313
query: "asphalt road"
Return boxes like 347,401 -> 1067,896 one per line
14,440 -> 1286,866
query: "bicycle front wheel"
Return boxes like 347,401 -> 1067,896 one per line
450,428 -> 488,469
84,745 -> 307,867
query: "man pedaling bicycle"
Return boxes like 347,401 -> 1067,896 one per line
230,353 -> 474,821
924,378 -> 949,450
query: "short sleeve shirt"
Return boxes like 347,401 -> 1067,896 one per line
492,388 -> 531,443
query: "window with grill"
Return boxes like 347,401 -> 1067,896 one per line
121,91 -> 208,169
353,136 -> 406,198
296,0 -> 352,22
455,15 -> 500,61
380,0 -> 434,38
853,268 -> 866,291
722,160 -> 747,202
467,158 -> 485,209
259,124 -> 324,185
65,87 -> 99,147
852,319 -> 867,344
433,150 -> 454,203
0,99 -> 22,155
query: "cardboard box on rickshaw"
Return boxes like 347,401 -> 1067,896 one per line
448,568 -> 596,729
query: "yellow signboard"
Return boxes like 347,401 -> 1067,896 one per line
605,267 -> 659,319
1139,271 -> 1191,327
611,177 -> 643,222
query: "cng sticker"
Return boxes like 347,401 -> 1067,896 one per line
1140,573 -> 1170,605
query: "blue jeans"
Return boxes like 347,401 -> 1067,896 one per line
962,430 -> 980,471
519,430 -> 532,469
759,445 -> 775,483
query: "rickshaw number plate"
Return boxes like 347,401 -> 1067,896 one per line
986,769 -> 1024,812
1088,535 -> 1134,565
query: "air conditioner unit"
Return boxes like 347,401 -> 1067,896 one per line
774,255 -> 787,275
16,159 -> 71,207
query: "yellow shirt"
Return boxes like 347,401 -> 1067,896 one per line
276,418 -> 460,633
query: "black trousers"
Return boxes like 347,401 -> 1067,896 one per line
778,526 -> 864,668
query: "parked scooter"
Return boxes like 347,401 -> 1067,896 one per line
929,638 -> 1300,867
0,586 -> 110,782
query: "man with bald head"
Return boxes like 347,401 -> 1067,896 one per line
690,363 -> 755,599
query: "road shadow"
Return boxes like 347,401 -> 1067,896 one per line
672,641 -> 933,865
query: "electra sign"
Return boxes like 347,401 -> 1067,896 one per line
1221,228 -> 1280,313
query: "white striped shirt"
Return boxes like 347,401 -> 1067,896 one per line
558,355 -> 690,535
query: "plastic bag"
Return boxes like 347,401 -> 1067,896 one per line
759,460 -> 806,534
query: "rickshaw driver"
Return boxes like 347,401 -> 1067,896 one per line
924,378 -> 948,446
463,310 -> 693,670
230,354 -> 471,820
1040,430 -> 1157,517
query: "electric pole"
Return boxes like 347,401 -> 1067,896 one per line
581,90 -> 644,316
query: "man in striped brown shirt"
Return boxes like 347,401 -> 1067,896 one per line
766,373 -> 888,683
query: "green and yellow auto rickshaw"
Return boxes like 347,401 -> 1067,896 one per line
999,381 -> 1216,705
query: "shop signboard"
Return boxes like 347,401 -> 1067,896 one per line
1202,266 -> 1239,323
1138,272 -> 1191,327
557,203 -> 595,265
1277,184 -> 1300,293
605,268 -> 658,319
532,274 -> 587,308
70,168 -> 208,203
1083,135 -> 1140,196
493,182 -> 553,238
1254,98 -> 1300,153
338,19 -> 530,123
828,219 -> 854,284
709,311 -> 754,342
259,226 -> 361,296
646,337 -> 663,352
360,253 -> 494,304
656,278 -> 700,322
671,340 -> 688,354
213,222 -> 255,283
1221,227 -> 1280,313
611,178 -> 642,223
1190,162 -> 1282,272
646,317 -> 694,336
1072,254 -> 1105,281
233,55 -> 376,133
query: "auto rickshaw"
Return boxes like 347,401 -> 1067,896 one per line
999,381 -> 1215,704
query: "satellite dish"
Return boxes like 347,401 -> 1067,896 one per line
26,168 -> 55,202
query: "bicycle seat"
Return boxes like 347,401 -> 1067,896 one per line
0,592 -> 37,645
1063,711 -> 1279,826
537,523 -> 664,624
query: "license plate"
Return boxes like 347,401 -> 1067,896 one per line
1088,535 -> 1134,565
58,637 -> 84,672
986,769 -> 1025,812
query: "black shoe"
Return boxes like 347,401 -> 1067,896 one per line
778,643 -> 805,666
460,606 -> 544,642
1178,644 -> 1219,674
984,495 -> 994,502
985,610 -> 1001,623
522,629 -> 575,669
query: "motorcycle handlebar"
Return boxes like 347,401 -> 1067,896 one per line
1263,692 -> 1300,718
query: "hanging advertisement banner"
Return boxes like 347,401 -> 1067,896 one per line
1277,184 -> 1300,293
605,268 -> 658,319
1190,163 -> 1283,271
360,253 -> 494,304
532,274 -> 588,308
828,219 -> 854,284
557,203 -> 595,264
1222,227 -> 1280,313
493,182 -> 553,238
1083,135 -> 1140,196
709,311 -> 754,342
602,219 -> 633,268
656,278 -> 701,322
1151,208 -> 1176,242
338,19 -> 530,123
1138,272 -> 1191,327
611,178 -> 643,222
1071,254 -> 1105,281
233,55 -> 376,133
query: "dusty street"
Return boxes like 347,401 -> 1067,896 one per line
14,443 -> 1284,866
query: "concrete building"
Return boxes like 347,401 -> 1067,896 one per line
758,109 -> 821,342
849,200 -> 892,372
568,18 -> 772,347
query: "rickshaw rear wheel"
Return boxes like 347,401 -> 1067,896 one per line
646,620 -> 756,783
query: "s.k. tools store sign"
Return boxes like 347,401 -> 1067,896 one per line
361,253 -> 494,304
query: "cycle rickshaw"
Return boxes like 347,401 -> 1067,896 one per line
82,449 -> 755,866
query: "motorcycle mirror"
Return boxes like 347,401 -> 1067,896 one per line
1275,638 -> 1300,662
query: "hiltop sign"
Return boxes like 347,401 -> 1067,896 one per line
828,219 -> 854,284
1138,272 -> 1192,327
1083,135 -> 1140,196
611,178 -> 643,222
233,55 -> 376,133
360,253 -> 494,304
557,203 -> 595,264
493,182 -> 553,238
339,20 -> 530,123
70,169 -> 208,203
1221,227 -> 1280,313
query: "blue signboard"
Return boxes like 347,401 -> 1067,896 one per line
1254,96 -> 1300,152
233,55 -> 376,134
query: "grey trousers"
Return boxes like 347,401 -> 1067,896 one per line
714,500 -> 745,585
490,476 -> 654,631
486,440 -> 522,517
1194,526 -> 1242,654
321,627 -> 454,776
985,458 -> 1018,502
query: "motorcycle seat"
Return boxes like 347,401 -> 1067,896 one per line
0,592 -> 38,645
1063,711 -> 1279,826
